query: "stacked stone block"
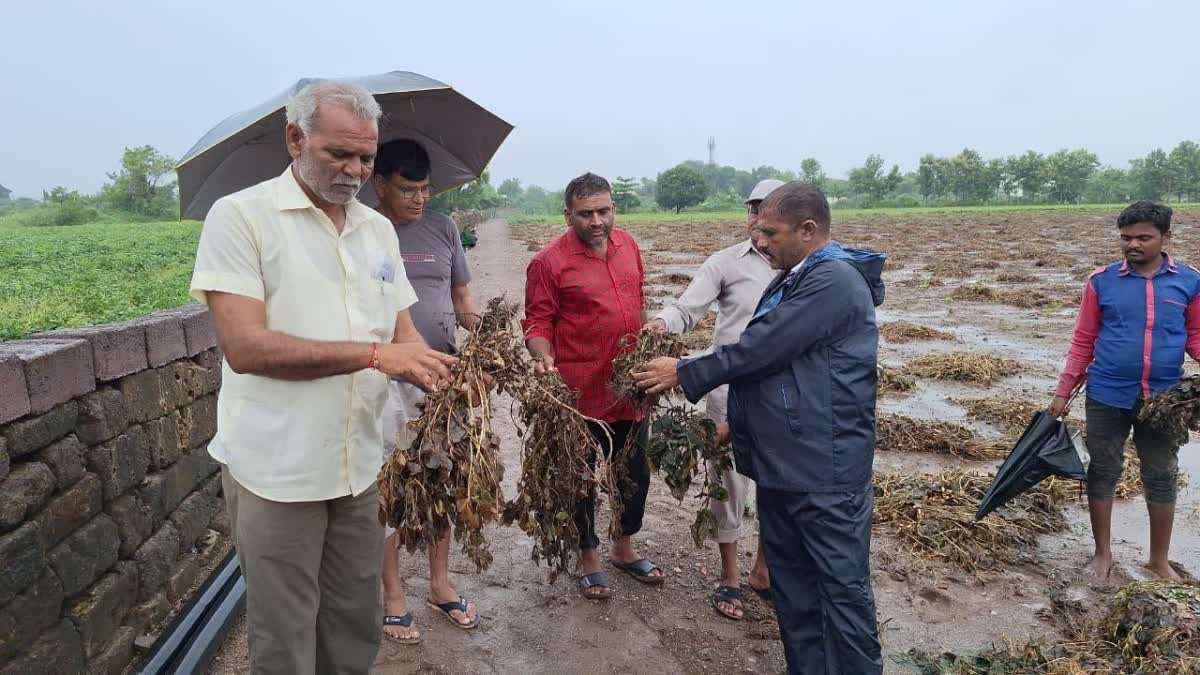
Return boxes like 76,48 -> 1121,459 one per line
0,305 -> 227,674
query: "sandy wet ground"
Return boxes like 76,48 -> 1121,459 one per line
207,211 -> 1199,674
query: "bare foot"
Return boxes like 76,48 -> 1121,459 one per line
1083,551 -> 1114,580
383,591 -> 420,642
748,567 -> 770,593
429,585 -> 478,627
1144,561 -> 1183,580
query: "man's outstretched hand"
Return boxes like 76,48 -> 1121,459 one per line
634,357 -> 681,396
377,343 -> 458,392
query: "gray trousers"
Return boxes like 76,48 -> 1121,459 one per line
223,467 -> 384,675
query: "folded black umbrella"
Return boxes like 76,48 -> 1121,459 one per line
975,411 -> 1086,520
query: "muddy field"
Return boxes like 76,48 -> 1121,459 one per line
209,210 -> 1199,674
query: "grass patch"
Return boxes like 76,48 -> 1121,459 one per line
0,220 -> 201,340
903,351 -> 1023,385
880,320 -> 956,344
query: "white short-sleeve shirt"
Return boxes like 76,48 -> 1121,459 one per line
189,167 -> 418,502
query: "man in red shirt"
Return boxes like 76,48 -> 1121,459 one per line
522,172 -> 665,599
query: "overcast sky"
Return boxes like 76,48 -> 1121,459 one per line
2,0 -> 1198,199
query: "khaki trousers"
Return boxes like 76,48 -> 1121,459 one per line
222,467 -> 384,675
705,386 -> 757,544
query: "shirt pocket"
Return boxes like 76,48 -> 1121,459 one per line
372,280 -> 399,341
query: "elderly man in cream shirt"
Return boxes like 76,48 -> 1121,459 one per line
644,178 -> 781,621
189,80 -> 457,675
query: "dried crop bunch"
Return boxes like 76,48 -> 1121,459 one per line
875,414 -> 1009,461
1138,374 -> 1200,447
646,404 -> 732,547
378,298 -> 526,572
610,329 -> 689,403
880,321 -> 956,344
903,351 -> 1022,385
502,372 -> 606,581
873,469 -> 1068,572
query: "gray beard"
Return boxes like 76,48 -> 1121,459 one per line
296,154 -> 359,205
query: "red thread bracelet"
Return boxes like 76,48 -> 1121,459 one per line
368,342 -> 379,370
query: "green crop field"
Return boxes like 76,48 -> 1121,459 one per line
5,201 -> 1199,341
0,219 -> 202,340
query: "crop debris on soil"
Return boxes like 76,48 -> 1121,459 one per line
903,352 -> 1023,385
680,312 -> 717,350
880,320 -> 957,344
951,284 -> 1053,309
996,272 -> 1039,283
876,414 -> 1009,461
378,297 -> 526,571
878,365 -> 916,394
955,398 -> 1043,433
903,579 -> 1200,674
873,469 -> 1070,572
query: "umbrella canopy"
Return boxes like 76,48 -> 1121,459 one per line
974,411 -> 1087,521
176,70 -> 513,221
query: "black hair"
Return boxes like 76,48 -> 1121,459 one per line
760,182 -> 832,232
1117,200 -> 1172,234
564,172 -> 612,209
375,139 -> 431,181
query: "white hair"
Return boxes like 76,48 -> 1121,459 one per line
285,80 -> 382,136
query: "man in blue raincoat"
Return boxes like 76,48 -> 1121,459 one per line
635,182 -> 885,674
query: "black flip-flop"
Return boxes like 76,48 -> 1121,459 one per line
610,558 -> 666,585
577,572 -> 613,600
711,585 -> 745,621
383,613 -> 421,644
426,596 -> 479,629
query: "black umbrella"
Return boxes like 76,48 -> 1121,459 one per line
975,410 -> 1087,520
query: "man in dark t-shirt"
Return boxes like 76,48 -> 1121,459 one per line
373,139 -> 483,642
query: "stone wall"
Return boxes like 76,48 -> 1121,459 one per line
0,305 -> 227,675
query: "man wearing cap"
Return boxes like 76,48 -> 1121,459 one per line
643,178 -> 781,620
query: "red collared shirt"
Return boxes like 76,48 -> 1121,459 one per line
522,227 -> 645,421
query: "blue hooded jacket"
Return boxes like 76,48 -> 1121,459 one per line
677,241 -> 886,493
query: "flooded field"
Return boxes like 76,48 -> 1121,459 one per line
512,208 -> 1200,672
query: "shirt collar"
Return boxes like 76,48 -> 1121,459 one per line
275,165 -> 370,234
1118,252 -> 1176,276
